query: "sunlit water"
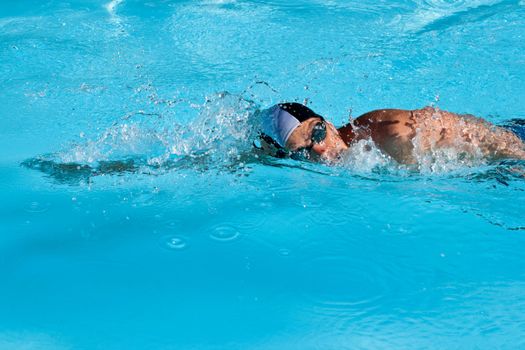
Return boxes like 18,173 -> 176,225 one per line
1,0 -> 525,349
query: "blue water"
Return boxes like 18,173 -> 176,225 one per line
2,0 -> 525,349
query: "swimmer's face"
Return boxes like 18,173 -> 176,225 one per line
286,118 -> 348,162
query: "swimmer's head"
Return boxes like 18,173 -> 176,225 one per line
260,103 -> 322,147
260,103 -> 348,162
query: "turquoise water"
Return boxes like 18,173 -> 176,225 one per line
2,0 -> 525,349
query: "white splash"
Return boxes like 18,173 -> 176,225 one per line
394,0 -> 503,32
340,139 -> 394,173
104,0 -> 127,35
105,0 -> 124,15
59,122 -> 173,166
56,92 -> 259,170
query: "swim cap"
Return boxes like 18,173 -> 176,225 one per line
260,102 -> 324,147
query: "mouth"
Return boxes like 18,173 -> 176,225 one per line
320,147 -> 348,163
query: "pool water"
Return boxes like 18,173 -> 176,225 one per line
1,0 -> 525,349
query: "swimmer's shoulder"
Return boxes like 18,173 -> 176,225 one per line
355,109 -> 409,125
353,109 -> 415,138
338,109 -> 415,144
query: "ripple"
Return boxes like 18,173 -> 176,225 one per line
293,250 -> 411,332
160,235 -> 187,250
208,223 -> 241,242
422,0 -> 468,10
234,203 -> 272,232
24,201 -> 50,213
284,254 -> 392,339
278,248 -> 291,256
299,255 -> 390,303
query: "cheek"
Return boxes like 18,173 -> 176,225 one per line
327,130 -> 340,144
328,133 -> 348,149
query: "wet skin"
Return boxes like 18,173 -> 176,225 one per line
285,106 -> 525,164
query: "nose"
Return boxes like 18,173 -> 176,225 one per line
311,141 -> 346,161
311,143 -> 327,156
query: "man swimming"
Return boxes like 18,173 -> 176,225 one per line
259,103 -> 525,165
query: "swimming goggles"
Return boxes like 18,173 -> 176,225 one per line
290,121 -> 327,160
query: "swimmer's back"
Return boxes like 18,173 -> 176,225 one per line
340,107 -> 525,163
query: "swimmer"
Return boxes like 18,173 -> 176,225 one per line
259,103 -> 525,165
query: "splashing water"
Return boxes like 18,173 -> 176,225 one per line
339,139 -> 394,174
21,87 -> 525,184
23,91 -> 264,181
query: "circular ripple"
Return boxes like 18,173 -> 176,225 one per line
209,224 -> 241,242
160,235 -> 187,250
24,201 -> 50,213
296,254 -> 400,314
279,248 -> 291,256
